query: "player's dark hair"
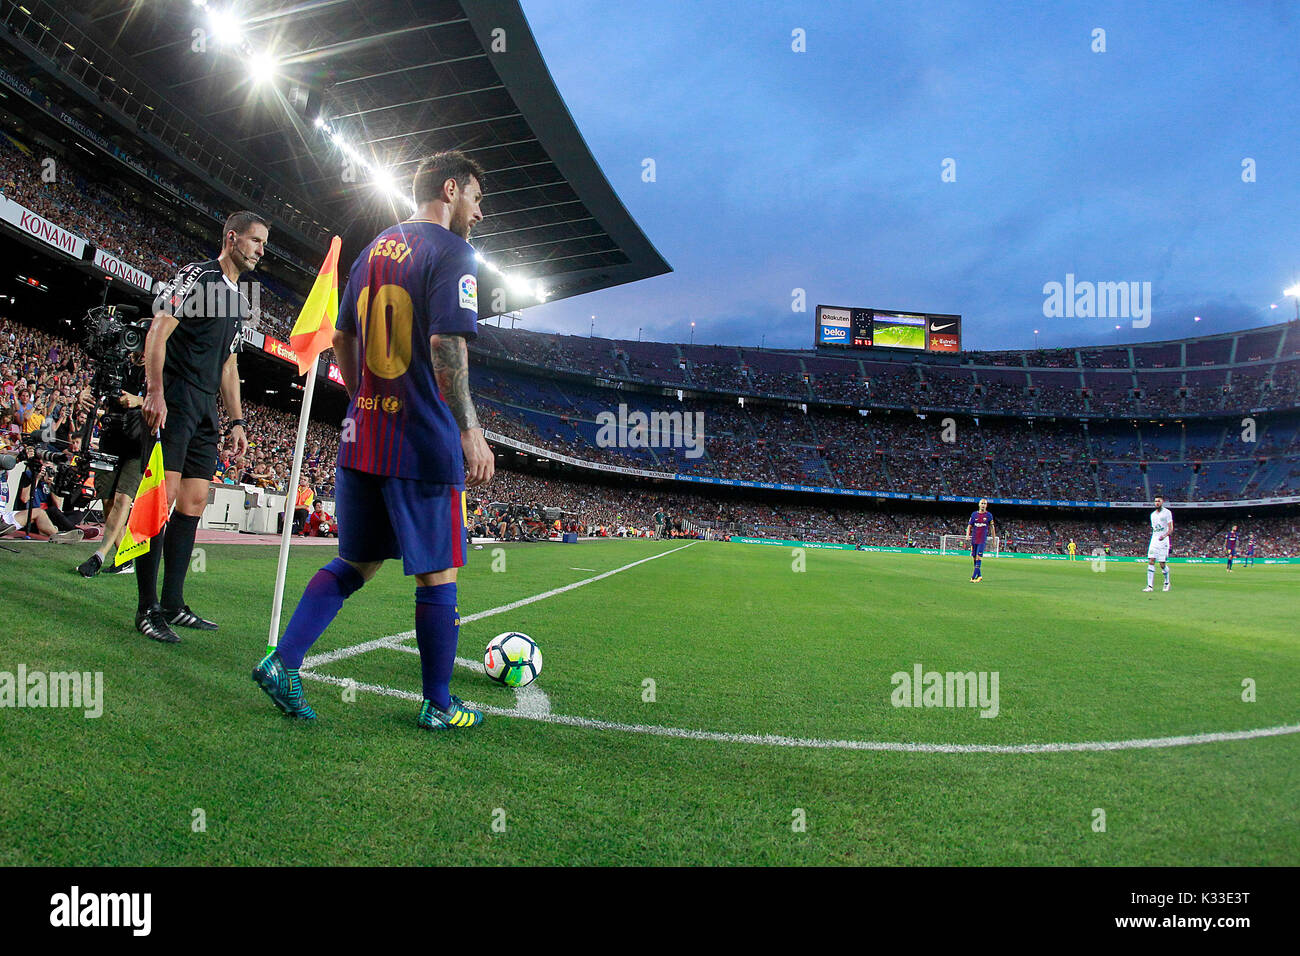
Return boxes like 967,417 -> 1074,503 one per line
223,211 -> 269,245
413,150 -> 486,205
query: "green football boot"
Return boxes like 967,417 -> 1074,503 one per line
417,695 -> 483,731
252,650 -> 318,720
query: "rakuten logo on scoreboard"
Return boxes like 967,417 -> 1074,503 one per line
817,306 -> 851,346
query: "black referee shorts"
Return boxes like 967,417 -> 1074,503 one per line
159,377 -> 220,480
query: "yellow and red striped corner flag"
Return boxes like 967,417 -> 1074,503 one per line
115,439 -> 169,566
289,235 -> 342,376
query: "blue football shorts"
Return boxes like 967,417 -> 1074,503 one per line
335,464 -> 468,575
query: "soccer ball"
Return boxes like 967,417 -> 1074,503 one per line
484,632 -> 542,688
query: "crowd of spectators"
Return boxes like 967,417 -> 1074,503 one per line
467,366 -> 1300,501
471,323 -> 1300,418
0,314 -> 335,517
0,132 -> 306,341
472,466 -> 1300,557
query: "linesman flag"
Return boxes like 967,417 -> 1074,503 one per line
288,235 -> 342,375
115,440 -> 169,565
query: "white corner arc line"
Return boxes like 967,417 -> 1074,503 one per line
296,670 -> 1300,754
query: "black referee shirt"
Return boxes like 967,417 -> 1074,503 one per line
158,258 -> 250,395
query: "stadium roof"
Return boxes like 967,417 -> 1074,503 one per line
39,0 -> 671,311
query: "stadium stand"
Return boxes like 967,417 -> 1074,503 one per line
1,82 -> 1296,553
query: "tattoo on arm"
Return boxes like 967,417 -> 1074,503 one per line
431,334 -> 479,431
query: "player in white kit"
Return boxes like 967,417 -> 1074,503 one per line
1143,494 -> 1173,592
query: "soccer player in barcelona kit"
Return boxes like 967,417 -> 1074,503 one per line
1144,495 -> 1173,592
1246,534 -> 1256,567
965,498 -> 996,581
252,151 -> 494,731
1225,525 -> 1239,572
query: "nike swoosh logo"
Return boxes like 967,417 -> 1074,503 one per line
930,323 -> 955,332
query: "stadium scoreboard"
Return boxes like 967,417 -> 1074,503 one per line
816,305 -> 961,353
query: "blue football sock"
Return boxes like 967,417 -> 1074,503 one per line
277,558 -> 365,668
974,558 -> 982,576
415,583 -> 459,711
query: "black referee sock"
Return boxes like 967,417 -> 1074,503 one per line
136,534 -> 164,614
161,513 -> 201,611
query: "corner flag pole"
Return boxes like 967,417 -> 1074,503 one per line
263,234 -> 341,655
266,365 -> 319,654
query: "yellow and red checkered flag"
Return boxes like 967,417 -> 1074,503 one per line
115,439 -> 169,565
288,235 -> 342,375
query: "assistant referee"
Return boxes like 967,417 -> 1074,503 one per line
134,211 -> 266,643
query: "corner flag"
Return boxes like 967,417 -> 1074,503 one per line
115,439 -> 169,565
266,235 -> 341,653
288,235 -> 341,375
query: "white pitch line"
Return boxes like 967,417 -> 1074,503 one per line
300,633 -> 411,669
292,674 -> 1300,755
388,647 -> 552,716
569,568 -> 598,572
301,542 -> 695,670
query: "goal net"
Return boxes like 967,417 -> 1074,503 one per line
939,534 -> 1000,557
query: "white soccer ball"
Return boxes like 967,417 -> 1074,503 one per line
484,632 -> 542,688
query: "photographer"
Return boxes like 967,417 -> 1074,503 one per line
132,210 -> 266,643
75,351 -> 149,577
4,450 -> 84,542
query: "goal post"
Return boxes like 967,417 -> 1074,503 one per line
940,534 -> 1000,557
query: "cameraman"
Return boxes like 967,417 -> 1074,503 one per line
133,211 -> 266,643
75,352 -> 148,577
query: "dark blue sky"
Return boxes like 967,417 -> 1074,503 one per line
513,0 -> 1299,352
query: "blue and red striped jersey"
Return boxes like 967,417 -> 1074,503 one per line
968,510 -> 994,542
336,220 -> 479,481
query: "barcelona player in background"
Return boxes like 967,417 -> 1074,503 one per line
253,150 -> 494,731
1246,533 -> 1256,567
1225,524 -> 1239,572
965,498 -> 996,582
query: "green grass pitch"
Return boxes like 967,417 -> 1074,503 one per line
2,539 -> 1297,865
